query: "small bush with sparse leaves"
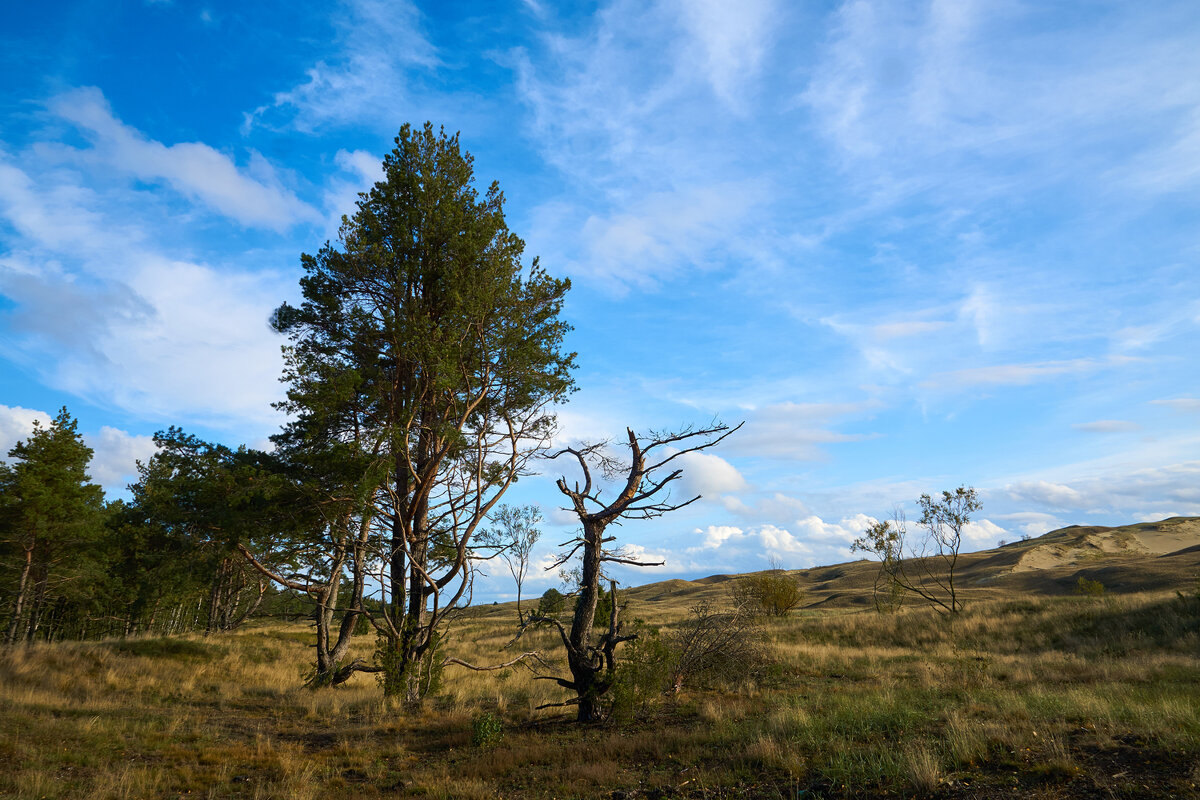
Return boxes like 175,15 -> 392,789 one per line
1074,577 -> 1105,597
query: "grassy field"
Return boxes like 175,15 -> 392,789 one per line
1,584 -> 1198,799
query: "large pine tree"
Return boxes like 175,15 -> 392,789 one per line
271,123 -> 576,699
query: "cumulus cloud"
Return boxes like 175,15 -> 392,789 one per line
690,524 -> 745,551
794,513 -> 876,545
1006,480 -> 1089,511
0,155 -> 290,430
0,405 -> 156,496
756,523 -> 809,556
0,404 -> 52,456
617,542 -> 670,569
86,426 -> 157,495
674,450 -> 747,499
962,517 -> 1006,545
48,87 -> 320,230
1006,463 -> 1200,518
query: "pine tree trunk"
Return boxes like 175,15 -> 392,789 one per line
4,547 -> 33,646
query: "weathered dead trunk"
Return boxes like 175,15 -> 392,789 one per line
566,521 -> 608,722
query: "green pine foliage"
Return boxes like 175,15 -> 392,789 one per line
0,408 -> 105,644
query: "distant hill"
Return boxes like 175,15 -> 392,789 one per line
609,517 -> 1200,616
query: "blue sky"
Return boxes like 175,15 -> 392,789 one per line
1,0 -> 1198,599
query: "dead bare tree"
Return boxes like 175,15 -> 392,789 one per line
533,421 -> 741,722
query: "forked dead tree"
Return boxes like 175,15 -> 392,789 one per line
533,422 -> 740,722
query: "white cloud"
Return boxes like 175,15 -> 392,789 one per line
756,524 -> 811,557
565,181 -> 766,290
802,0 -> 1200,198
690,524 -> 745,551
962,517 -> 1006,545
0,405 -> 156,497
992,511 -> 1063,539
321,148 -> 385,235
1005,462 -> 1200,519
924,357 -> 1123,391
0,156 -> 291,430
1152,397 -> 1200,413
726,402 -> 875,460
794,513 -> 876,545
48,88 -> 320,230
547,507 -> 579,527
618,542 -> 670,569
1006,480 -> 1088,511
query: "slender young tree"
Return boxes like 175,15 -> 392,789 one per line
479,504 -> 542,623
272,123 -> 575,701
852,486 -> 981,615
536,422 -> 740,722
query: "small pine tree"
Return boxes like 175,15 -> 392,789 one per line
0,408 -> 105,645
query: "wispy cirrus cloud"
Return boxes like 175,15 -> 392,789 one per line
923,356 -> 1136,391
726,402 -> 877,461
1072,420 -> 1140,434
1152,397 -> 1200,413
246,0 -> 438,133
675,0 -> 777,109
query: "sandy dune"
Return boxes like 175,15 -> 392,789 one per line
1012,517 -> 1200,572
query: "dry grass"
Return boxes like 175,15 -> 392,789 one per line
0,592 -> 1197,798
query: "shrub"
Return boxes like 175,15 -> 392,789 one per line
609,623 -> 673,723
1074,577 -> 1105,597
536,588 -> 565,617
609,603 -> 772,722
470,712 -> 504,748
732,560 -> 804,616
